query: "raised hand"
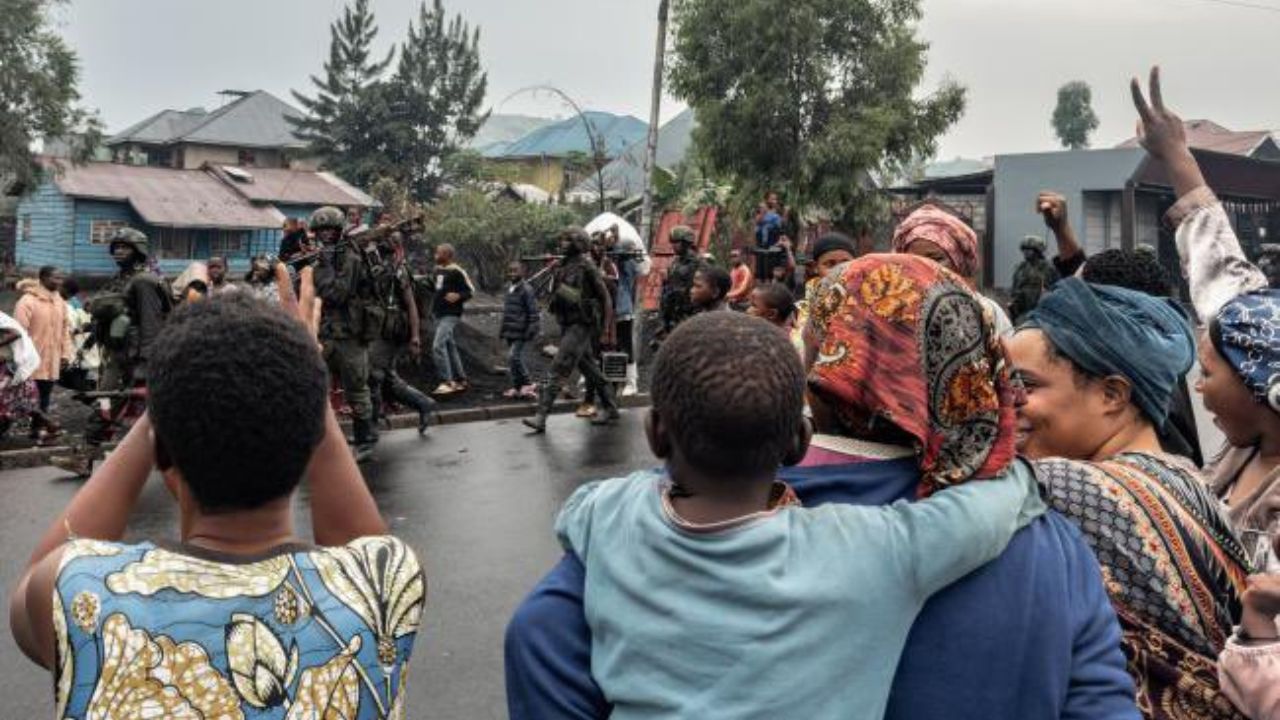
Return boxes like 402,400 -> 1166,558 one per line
1130,66 -> 1190,163
275,263 -> 322,343
1036,192 -> 1069,231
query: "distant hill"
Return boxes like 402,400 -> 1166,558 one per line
467,114 -> 554,155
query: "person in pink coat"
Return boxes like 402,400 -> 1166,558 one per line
13,266 -> 73,443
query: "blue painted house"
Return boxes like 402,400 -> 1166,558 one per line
16,161 -> 373,277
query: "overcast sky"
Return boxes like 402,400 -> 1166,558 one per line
54,0 -> 1280,160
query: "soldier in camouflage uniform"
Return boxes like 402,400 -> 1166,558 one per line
52,228 -> 172,475
311,206 -> 379,462
1009,235 -> 1061,323
523,227 -> 619,434
660,225 -> 702,335
367,230 -> 435,435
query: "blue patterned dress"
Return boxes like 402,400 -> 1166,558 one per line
51,535 -> 423,719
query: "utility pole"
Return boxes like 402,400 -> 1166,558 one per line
639,0 -> 670,251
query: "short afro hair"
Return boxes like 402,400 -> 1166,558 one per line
696,265 -> 732,301
651,312 -> 805,476
147,293 -> 328,512
753,282 -> 796,322
1081,249 -> 1172,298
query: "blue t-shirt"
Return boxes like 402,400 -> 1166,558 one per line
505,458 -> 1139,720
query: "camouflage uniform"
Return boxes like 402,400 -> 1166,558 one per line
1010,236 -> 1061,323
367,241 -> 434,434
311,206 -> 378,457
660,225 -> 701,333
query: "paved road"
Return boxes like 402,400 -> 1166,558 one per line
0,411 -> 656,719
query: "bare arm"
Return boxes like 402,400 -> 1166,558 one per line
590,266 -> 614,344
9,412 -> 157,668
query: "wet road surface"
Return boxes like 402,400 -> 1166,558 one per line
0,411 -> 656,719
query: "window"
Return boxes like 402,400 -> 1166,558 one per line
20,215 -> 31,242
237,149 -> 256,167
211,230 -> 246,256
90,220 -> 129,244
153,227 -> 195,259
147,148 -> 173,168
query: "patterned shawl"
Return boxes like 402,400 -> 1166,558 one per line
1036,453 -> 1250,720
891,205 -> 980,279
805,254 -> 1017,495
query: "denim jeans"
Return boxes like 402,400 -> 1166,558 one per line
508,339 -> 531,389
432,316 -> 466,382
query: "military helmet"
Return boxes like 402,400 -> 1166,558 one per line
670,225 -> 695,245
1020,235 -> 1046,252
108,227 -> 150,257
558,226 -> 591,254
309,206 -> 346,231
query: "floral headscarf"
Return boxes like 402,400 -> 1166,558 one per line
805,254 -> 1018,495
892,205 -> 980,279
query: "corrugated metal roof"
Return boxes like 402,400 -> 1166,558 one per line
487,111 -> 648,159
106,91 -> 306,150
210,166 -> 374,206
1116,119 -> 1274,157
572,109 -> 695,197
52,162 -> 284,229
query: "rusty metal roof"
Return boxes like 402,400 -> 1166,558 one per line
209,165 -> 374,207
52,162 -> 284,229
1117,119 -> 1276,157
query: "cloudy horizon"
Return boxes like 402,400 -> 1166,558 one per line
54,0 -> 1280,161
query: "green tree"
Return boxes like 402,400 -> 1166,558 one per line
389,0 -> 488,203
423,191 -> 583,290
668,0 -> 964,227
289,0 -> 395,186
1052,81 -> 1100,150
1,0 -> 101,189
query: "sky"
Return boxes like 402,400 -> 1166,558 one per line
52,0 -> 1280,161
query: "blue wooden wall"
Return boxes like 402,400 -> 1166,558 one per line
17,179 -> 285,277
15,179 -> 74,270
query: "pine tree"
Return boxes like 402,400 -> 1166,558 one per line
388,0 -> 488,202
289,0 -> 394,185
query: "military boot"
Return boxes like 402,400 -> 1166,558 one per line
522,380 -> 559,434
352,418 -> 377,463
591,382 -> 621,426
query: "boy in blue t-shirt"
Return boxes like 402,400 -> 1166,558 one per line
554,311 -> 1045,720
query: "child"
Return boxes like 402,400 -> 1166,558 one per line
1218,534 -> 1280,719
554,312 -> 1045,719
9,271 -> 422,718
746,281 -> 795,329
501,260 -> 540,400
689,265 -> 732,313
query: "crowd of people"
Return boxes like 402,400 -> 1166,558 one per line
8,67 -> 1280,720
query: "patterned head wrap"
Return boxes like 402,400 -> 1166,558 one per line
1024,278 -> 1195,426
805,254 -> 1017,495
891,205 -> 980,279
1211,290 -> 1280,411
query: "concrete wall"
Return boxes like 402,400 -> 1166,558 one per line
992,149 -> 1145,289
490,157 -> 567,195
180,144 -> 285,170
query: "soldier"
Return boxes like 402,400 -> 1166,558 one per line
523,227 -> 619,434
1009,235 -> 1060,323
659,225 -> 701,335
52,228 -> 171,475
367,230 -> 435,435
310,205 -> 379,462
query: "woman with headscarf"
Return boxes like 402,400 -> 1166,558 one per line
1007,276 -> 1249,719
504,254 -> 1139,720
788,232 -> 857,356
892,203 -> 1014,335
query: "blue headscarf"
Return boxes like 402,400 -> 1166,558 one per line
1212,290 -> 1280,411
1023,278 -> 1195,425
